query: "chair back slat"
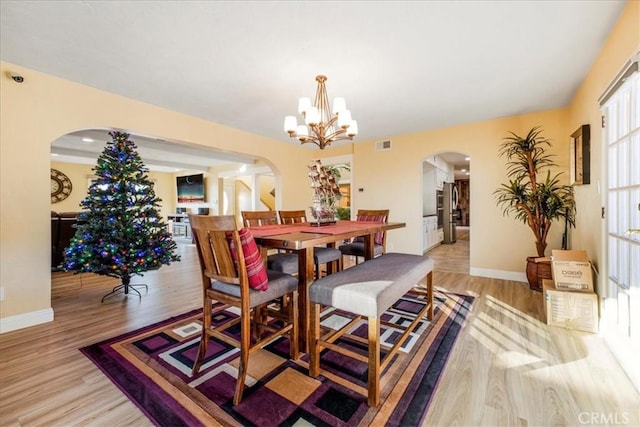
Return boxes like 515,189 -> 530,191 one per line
355,209 -> 390,250
241,210 -> 278,227
356,209 -> 389,221
278,210 -> 307,224
189,215 -> 243,286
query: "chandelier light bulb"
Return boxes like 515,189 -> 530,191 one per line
298,97 -> 311,114
338,110 -> 352,129
305,107 -> 320,126
347,120 -> 358,137
332,97 -> 346,115
284,116 -> 297,133
296,125 -> 309,138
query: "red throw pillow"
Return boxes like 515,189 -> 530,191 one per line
226,228 -> 269,291
354,214 -> 387,245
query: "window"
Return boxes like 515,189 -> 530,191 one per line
600,54 -> 640,391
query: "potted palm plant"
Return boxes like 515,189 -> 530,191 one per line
494,126 -> 576,291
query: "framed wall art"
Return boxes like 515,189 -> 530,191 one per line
176,173 -> 205,203
570,124 -> 590,185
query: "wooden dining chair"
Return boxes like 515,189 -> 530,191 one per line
240,210 -> 278,227
339,209 -> 390,265
278,210 -> 343,279
241,210 -> 299,275
189,214 -> 299,405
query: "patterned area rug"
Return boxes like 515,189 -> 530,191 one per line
81,290 -> 473,427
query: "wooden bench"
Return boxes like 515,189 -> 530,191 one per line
308,252 -> 434,406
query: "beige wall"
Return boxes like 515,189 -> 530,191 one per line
259,174 -> 276,210
1,2 -> 637,330
206,162 -> 245,215
50,162 -> 93,213
567,0 -> 639,276
319,109 -> 570,280
50,162 -> 175,219
233,175 -> 275,211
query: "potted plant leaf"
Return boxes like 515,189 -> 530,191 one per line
494,126 -> 576,291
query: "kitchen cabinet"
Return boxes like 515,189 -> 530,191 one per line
425,156 -> 438,168
423,218 -> 428,252
436,168 -> 448,190
423,216 -> 440,252
426,155 -> 453,190
426,155 -> 447,170
423,164 -> 437,213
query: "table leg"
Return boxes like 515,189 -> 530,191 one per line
326,241 -> 337,275
297,246 -> 315,353
258,246 -> 268,266
364,233 -> 375,260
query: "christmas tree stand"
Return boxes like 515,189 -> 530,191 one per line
101,276 -> 148,302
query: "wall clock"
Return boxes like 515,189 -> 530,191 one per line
51,168 -> 72,203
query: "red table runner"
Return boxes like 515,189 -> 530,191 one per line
247,224 -> 308,237
248,221 -> 384,237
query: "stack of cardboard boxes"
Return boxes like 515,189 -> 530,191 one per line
543,250 -> 599,333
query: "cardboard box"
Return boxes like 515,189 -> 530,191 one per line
551,250 -> 594,292
543,279 -> 598,333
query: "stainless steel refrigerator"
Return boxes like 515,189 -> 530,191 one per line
443,182 -> 458,244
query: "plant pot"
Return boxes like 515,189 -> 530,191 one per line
525,256 -> 552,292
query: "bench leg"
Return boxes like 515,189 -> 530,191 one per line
309,303 -> 321,378
368,316 -> 380,406
289,290 -> 299,360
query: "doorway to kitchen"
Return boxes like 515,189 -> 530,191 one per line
422,152 -> 470,274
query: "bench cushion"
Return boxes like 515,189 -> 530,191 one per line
309,253 -> 434,318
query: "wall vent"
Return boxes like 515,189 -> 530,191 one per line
375,140 -> 392,151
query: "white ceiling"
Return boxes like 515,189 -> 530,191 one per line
439,152 -> 471,180
1,1 -> 627,172
51,129 -> 258,173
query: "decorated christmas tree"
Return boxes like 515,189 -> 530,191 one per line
63,131 -> 180,301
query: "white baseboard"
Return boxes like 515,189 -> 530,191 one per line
470,267 -> 528,283
0,308 -> 54,334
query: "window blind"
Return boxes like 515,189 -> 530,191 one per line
599,53 -> 639,106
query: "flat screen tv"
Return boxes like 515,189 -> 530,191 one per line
177,173 -> 205,203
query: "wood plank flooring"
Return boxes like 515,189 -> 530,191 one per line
424,227 -> 640,426
1,230 -> 638,426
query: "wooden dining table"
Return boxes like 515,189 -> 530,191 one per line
249,220 -> 406,350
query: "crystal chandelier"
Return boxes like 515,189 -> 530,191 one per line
284,75 -> 358,149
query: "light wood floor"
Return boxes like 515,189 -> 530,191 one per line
1,231 -> 638,426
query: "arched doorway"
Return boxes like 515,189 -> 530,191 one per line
422,151 -> 470,274
49,129 -> 269,259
